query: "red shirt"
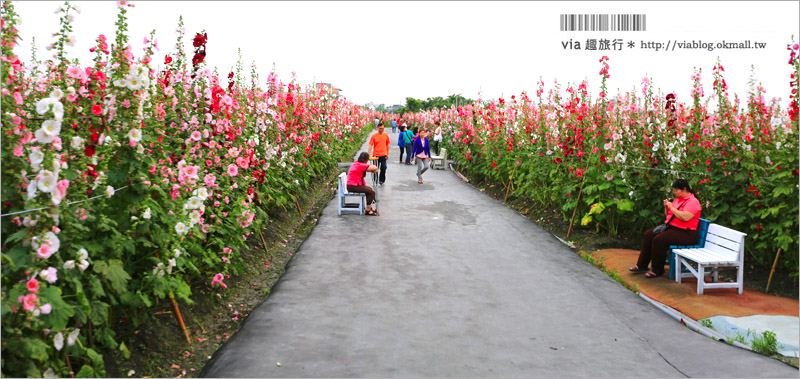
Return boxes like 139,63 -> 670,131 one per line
347,161 -> 370,186
666,194 -> 702,230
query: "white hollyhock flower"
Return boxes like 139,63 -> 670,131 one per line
142,207 -> 151,219
106,186 -> 115,198
43,368 -> 56,378
184,196 -> 202,210
125,74 -> 143,91
40,267 -> 58,284
167,258 -> 176,274
175,222 -> 187,235
77,248 -> 88,261
67,328 -> 80,346
136,143 -> 145,154
71,135 -> 84,149
78,260 -> 90,271
63,260 -> 75,270
42,119 -> 61,136
53,332 -> 64,351
51,102 -> 64,120
114,79 -> 126,88
37,171 -> 58,193
127,128 -> 142,142
36,98 -> 53,115
188,210 -> 201,225
27,179 -> 38,200
153,262 -> 165,277
29,149 -> 44,171
195,187 -> 209,200
173,249 -> 182,258
49,88 -> 64,100
35,128 -> 56,144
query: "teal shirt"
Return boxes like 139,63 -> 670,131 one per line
403,129 -> 414,144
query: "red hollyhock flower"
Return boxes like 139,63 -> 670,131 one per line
91,104 -> 103,116
193,33 -> 207,47
164,55 -> 173,64
192,51 -> 206,65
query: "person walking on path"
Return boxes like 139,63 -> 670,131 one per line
347,152 -> 379,216
433,120 -> 443,155
391,118 -> 397,133
397,124 -> 407,163
369,121 -> 391,186
412,128 -> 432,184
629,178 -> 701,278
402,124 -> 414,165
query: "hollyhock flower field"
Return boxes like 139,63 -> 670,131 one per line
405,48 -> 798,284
1,2 -> 375,377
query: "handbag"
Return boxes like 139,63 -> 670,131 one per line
652,200 -> 688,235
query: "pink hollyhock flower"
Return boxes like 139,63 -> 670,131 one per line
204,174 -> 216,187
37,244 -> 54,259
56,180 -> 70,199
222,247 -> 232,254
236,156 -> 249,169
190,131 -> 202,141
227,164 -> 238,177
26,279 -> 40,293
40,267 -> 58,283
66,66 -> 83,79
211,273 -> 227,289
21,294 -> 38,311
40,303 -> 52,314
13,145 -> 23,157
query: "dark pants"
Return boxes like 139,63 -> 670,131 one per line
433,140 -> 440,155
377,155 -> 387,184
398,146 -> 406,163
347,184 -> 375,206
636,226 -> 698,276
404,144 -> 413,164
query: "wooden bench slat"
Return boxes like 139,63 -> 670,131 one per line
705,233 -> 741,252
707,224 -> 747,241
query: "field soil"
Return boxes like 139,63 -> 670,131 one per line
105,167 -> 340,378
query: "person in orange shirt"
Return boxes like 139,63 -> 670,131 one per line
368,121 -> 391,186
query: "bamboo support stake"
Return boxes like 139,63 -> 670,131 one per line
765,247 -> 783,292
504,163 -> 518,203
258,229 -> 270,255
169,292 -> 192,348
566,163 -> 591,239
295,200 -> 303,216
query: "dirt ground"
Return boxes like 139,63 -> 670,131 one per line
105,168 -> 339,378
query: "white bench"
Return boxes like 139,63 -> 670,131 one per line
673,223 -> 746,295
337,172 -> 365,215
431,148 -> 447,170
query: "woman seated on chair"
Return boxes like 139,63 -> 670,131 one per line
347,152 -> 379,216
630,179 -> 702,278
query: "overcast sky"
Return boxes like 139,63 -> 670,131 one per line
10,1 -> 800,108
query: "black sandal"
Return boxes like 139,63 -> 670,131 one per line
366,209 -> 377,216
644,271 -> 661,278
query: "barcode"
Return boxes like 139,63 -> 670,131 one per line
560,14 -> 646,31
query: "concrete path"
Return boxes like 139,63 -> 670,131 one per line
202,131 -> 797,377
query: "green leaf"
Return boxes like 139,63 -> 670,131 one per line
581,213 -> 592,226
37,286 -> 74,331
22,337 -> 50,361
730,214 -> 746,225
93,259 -> 131,294
76,365 -> 94,378
63,169 -> 79,180
617,199 -> 635,212
86,347 -> 106,377
90,302 -> 110,326
119,341 -> 131,359
4,228 -> 28,244
588,202 -> 606,215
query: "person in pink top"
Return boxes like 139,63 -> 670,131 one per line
347,152 -> 379,216
629,179 -> 702,278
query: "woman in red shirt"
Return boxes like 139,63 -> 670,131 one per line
347,152 -> 379,216
630,179 -> 702,278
